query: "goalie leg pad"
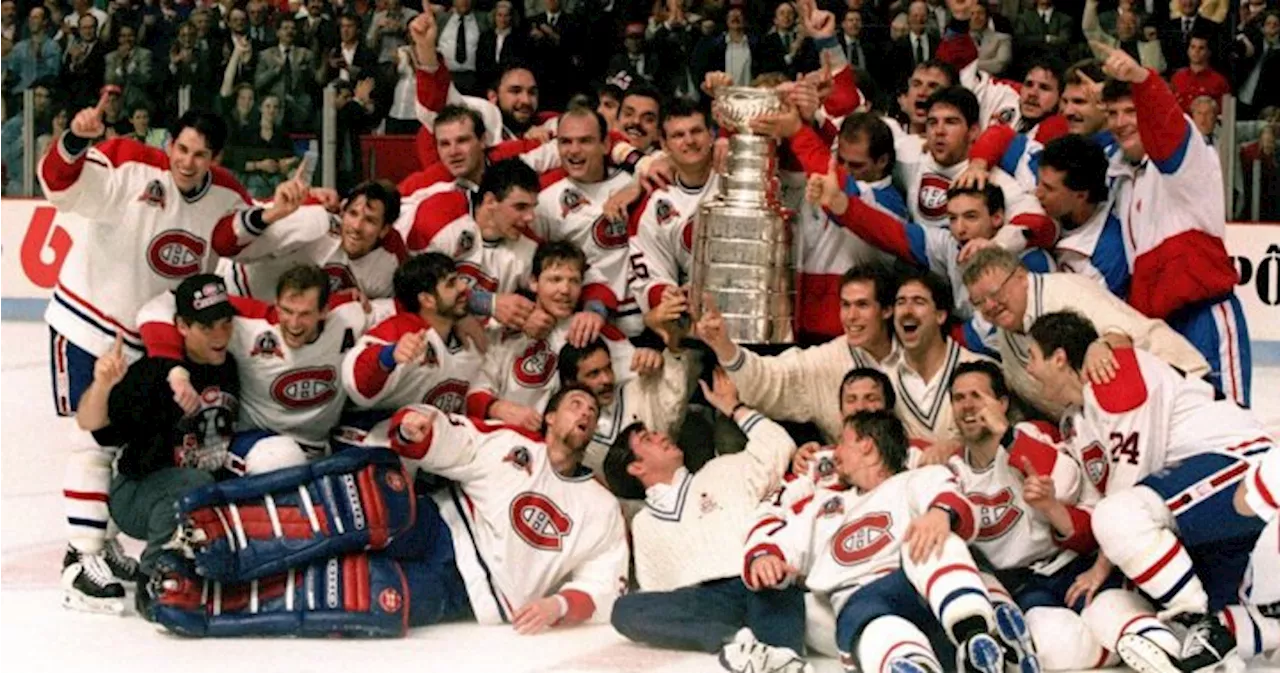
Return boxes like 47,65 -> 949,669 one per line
177,448 -> 416,582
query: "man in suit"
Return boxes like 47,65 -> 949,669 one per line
1236,10 -> 1280,119
61,12 -> 107,109
970,2 -> 1012,75
838,8 -> 871,73
316,13 -> 378,87
477,0 -> 524,88
367,0 -> 418,63
889,1 -> 939,88
527,0 -> 581,110
1013,0 -> 1074,68
436,0 -> 491,97
606,22 -> 663,87
758,1 -> 813,76
245,0 -> 276,49
692,2 -> 760,95
256,16 -> 316,129
1159,0 -> 1223,71
299,0 -> 337,56
104,24 -> 154,117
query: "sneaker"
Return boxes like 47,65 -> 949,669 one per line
60,546 -> 126,615
1117,631 -> 1184,673
718,628 -> 812,673
1178,613 -> 1245,673
993,603 -> 1042,673
102,538 -> 143,584
957,633 -> 1005,673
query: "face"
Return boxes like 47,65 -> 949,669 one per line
28,7 -> 45,33
574,349 -> 617,407
660,113 -> 713,172
492,69 -> 538,125
178,23 -> 195,45
904,66 -> 951,126
1020,68 -> 1061,121
278,19 -> 296,45
435,117 -> 485,180
545,0 -> 560,12
908,1 -> 927,31
276,287 -> 325,349
1025,341 -> 1073,404
78,15 -> 96,41
597,94 -> 620,131
1265,14 -> 1280,40
180,317 -> 233,365
32,86 -> 50,115
546,389 -> 598,450
966,266 -> 1026,330
727,8 -> 745,30
118,26 -> 136,49
840,377 -> 888,416
1116,12 -> 1137,40
531,260 -> 584,319
261,96 -> 281,123
488,186 -> 537,240
946,193 -> 1000,242
131,108 -> 150,132
193,10 -> 211,32
1106,96 -> 1144,161
557,114 -> 607,182
926,103 -> 975,166
167,127 -> 216,192
890,16 -> 908,40
1190,101 -> 1217,136
1061,83 -> 1106,135
427,271 -> 470,319
625,29 -> 645,53
835,135 -> 884,182
248,2 -> 266,24
236,86 -> 255,113
494,3 -> 512,29
626,425 -> 685,480
2,2 -> 14,26
339,195 -> 388,258
339,16 -> 359,42
971,5 -> 987,28
839,280 -> 890,349
950,371 -> 1007,443
775,3 -> 796,29
1035,166 -> 1088,225
1178,0 -> 1197,15
1187,38 -> 1209,66
832,426 -> 876,485
229,9 -> 248,32
308,0 -> 325,16
618,95 -> 660,151
843,10 -> 862,35
893,280 -> 945,352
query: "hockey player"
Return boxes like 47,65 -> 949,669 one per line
744,410 -> 1015,673
706,265 -> 898,444
147,385 -> 628,638
466,241 -> 634,431
1024,310 -> 1271,673
606,367 -> 804,672
1225,450 -> 1280,664
342,253 -> 483,419
224,180 -> 407,300
39,98 -> 273,611
959,247 -> 1208,418
1096,42 -> 1252,407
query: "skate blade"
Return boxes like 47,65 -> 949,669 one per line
61,591 -> 126,616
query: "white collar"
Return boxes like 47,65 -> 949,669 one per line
644,467 -> 692,519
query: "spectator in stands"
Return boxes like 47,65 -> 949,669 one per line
317,13 -> 378,87
1098,0 -> 1146,34
218,9 -> 255,81
477,0 -> 525,88
226,94 -> 300,198
2,0 -> 16,42
607,22 -> 663,87
368,0 -> 418,63
98,85 -> 133,137
526,0 -> 582,110
123,104 -> 170,148
693,3 -> 760,94
255,16 -> 315,130
190,8 -> 223,55
298,0 -> 337,56
168,20 -> 217,115
889,11 -> 910,41
437,0 -> 489,96
1171,34 -> 1230,112
219,82 -> 258,141
139,0 -> 185,55
61,12 -> 107,109
1014,0 -> 1074,66
647,0 -> 699,99
1240,120 -> 1279,221
970,3 -> 1012,75
889,1 -> 940,84
105,24 -> 154,116
386,44 -> 421,134
1160,0 -> 1223,71
33,103 -> 67,174
1085,0 -> 1167,73
1237,10 -> 1280,119
245,0 -> 275,48
758,1 -> 809,76
328,78 -> 381,194
595,82 -> 623,131
64,0 -> 109,42
1,77 -> 52,196
985,0 -> 1017,34
7,6 -> 62,94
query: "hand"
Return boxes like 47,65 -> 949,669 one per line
1093,39 -> 1148,83
639,155 -> 674,191
309,187 -> 342,211
93,334 -> 129,388
957,237 -> 997,264
408,11 -> 437,49
807,154 -> 849,215
701,70 -> 733,98
916,439 -> 963,467
1019,456 -> 1059,513
792,441 -> 821,477
169,368 -> 201,416
643,286 -> 689,347
263,163 -> 310,222
904,508 -> 951,564
698,366 -> 741,417
784,79 -> 821,123
973,389 -> 1009,438
355,77 -> 375,102
711,137 -> 730,175
748,554 -> 798,590
493,293 -> 535,328
393,329 -> 429,365
258,157 -> 281,174
524,125 -> 553,143
804,9 -> 835,39
1075,69 -> 1105,106
630,347 -> 664,376
70,90 -> 111,139
1083,339 -> 1119,385
398,408 -> 437,442
1065,555 -> 1113,608
454,315 -> 490,355
491,400 -> 542,431
802,51 -> 835,101
789,33 -> 806,55
278,155 -> 300,172
603,182 -> 641,223
694,292 -> 734,357
521,308 -> 556,340
747,101 -> 803,139
512,596 -> 563,635
953,160 -> 989,190
567,310 -> 605,348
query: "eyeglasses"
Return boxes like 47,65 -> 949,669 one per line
970,268 -> 1018,309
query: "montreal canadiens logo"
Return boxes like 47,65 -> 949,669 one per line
271,367 -> 338,409
456,261 -> 498,293
423,379 -> 469,414
832,512 -> 894,565
967,489 -> 1023,541
592,215 -> 628,249
378,587 -> 403,613
322,263 -> 358,293
514,340 -> 556,388
510,492 -> 574,551
917,174 -> 952,220
680,219 -> 695,253
384,471 -> 406,492
1081,441 -> 1110,493
147,230 -> 207,278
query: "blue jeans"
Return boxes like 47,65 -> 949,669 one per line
993,553 -> 1125,613
612,578 -> 806,653
835,570 -> 956,663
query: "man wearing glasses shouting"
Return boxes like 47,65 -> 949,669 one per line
959,247 -> 1208,419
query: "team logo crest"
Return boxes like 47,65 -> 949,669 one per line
250,331 -> 284,358
967,489 -> 1023,541
917,174 -> 952,220
699,492 -> 719,514
993,107 -> 1017,125
592,215 -> 628,249
513,340 -> 557,387
384,470 -> 406,492
456,261 -> 498,293
423,379 -> 468,414
138,179 -> 167,208
378,587 -> 403,613
1080,441 -> 1110,493
655,199 -> 678,226
510,492 -> 573,551
818,496 -> 845,518
326,214 -> 342,237
832,512 -> 894,565
322,263 -> 358,293
147,230 -> 207,278
456,230 -> 477,258
504,446 -> 534,475
560,189 -> 586,217
271,367 -> 338,409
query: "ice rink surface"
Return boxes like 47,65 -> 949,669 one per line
3,320 -> 1278,673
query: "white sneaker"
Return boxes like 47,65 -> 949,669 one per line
718,628 -> 812,673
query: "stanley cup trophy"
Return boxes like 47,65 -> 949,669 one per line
691,86 -> 796,344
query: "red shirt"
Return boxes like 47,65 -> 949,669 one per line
1170,66 -> 1232,113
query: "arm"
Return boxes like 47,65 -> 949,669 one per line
741,492 -> 817,590
254,52 -> 282,91
227,204 -> 331,263
1130,69 -> 1193,174
993,175 -> 1058,253
341,320 -> 421,407
39,135 -> 156,223
387,404 -> 486,478
627,203 -> 681,314
826,190 -> 943,273
1082,0 -> 1109,42
553,505 -> 628,626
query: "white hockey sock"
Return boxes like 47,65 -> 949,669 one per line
1093,488 -> 1208,619
64,427 -> 114,555
1221,605 -> 1280,659
902,534 -> 994,641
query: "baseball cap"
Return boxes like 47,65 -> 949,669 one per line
175,274 -> 236,325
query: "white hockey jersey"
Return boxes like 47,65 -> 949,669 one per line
632,411 -> 795,592
743,465 -> 977,614
39,134 -> 257,358
627,175 -> 721,314
584,349 -> 696,474
342,311 -> 484,413
224,205 -> 407,300
960,61 -> 1023,131
889,339 -> 995,444
378,408 -> 629,625
1060,347 -> 1273,498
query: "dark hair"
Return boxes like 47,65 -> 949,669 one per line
393,253 -> 457,313
621,83 -> 664,109
560,104 -> 609,141
603,421 -> 647,499
949,360 -> 1010,400
1039,134 -> 1109,204
945,182 -> 1006,215
490,60 -> 537,92
1028,310 -> 1098,371
1064,59 -> 1106,88
541,383 -> 598,436
840,367 -> 896,409
338,12 -> 360,26
478,158 -> 540,203
1100,79 -> 1133,104
344,179 -> 401,227
924,86 -> 980,128
434,104 -> 487,140
597,83 -> 624,102
839,263 -> 899,311
658,96 -> 707,137
276,263 -> 331,308
532,240 -> 588,278
558,338 -> 611,387
1025,56 -> 1067,92
276,15 -> 296,29
844,410 -> 908,474
838,112 -> 896,168
915,58 -> 959,87
896,267 -> 955,324
169,110 -> 230,154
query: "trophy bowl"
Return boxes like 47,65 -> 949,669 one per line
714,86 -> 783,135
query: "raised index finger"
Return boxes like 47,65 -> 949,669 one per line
1021,456 -> 1042,479
112,332 -> 124,356
94,90 -> 112,114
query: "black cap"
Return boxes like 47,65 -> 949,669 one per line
175,274 -> 236,325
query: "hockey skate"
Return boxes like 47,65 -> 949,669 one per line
884,654 -> 943,673
102,537 -> 143,583
60,545 -> 126,615
956,632 -> 1006,673
992,602 -> 1042,673
1177,614 -> 1246,673
1117,630 -> 1186,673
718,628 -> 813,673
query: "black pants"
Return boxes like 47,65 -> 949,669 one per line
109,468 -> 215,574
